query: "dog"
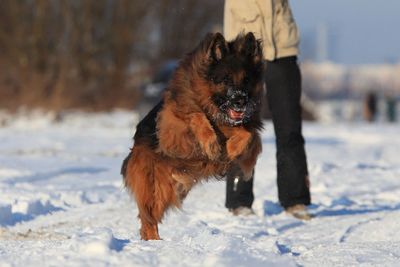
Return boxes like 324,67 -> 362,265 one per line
121,32 -> 264,240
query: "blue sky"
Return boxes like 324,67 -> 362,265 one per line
291,0 -> 400,64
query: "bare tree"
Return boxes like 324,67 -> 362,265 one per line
0,0 -> 223,111
156,0 -> 223,61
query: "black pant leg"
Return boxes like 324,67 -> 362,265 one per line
265,56 -> 311,208
225,165 -> 254,209
224,56 -> 311,210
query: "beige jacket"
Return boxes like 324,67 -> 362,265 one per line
224,0 -> 299,61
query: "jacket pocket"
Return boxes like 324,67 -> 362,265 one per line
274,19 -> 299,49
273,1 -> 299,49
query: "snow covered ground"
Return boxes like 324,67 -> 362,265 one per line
1,110 -> 400,266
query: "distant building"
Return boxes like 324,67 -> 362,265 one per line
301,62 -> 400,99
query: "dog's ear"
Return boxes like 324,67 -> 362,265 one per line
205,32 -> 228,62
243,32 -> 263,62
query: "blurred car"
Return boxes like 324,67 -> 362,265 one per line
136,60 -> 178,120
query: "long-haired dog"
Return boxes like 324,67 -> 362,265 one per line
121,32 -> 264,240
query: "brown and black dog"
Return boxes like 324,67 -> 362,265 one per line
121,32 -> 264,240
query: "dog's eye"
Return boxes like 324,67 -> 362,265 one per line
243,77 -> 250,84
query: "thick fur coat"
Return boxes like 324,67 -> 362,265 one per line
122,32 -> 264,240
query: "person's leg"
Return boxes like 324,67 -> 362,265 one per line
225,164 -> 254,210
265,56 -> 311,209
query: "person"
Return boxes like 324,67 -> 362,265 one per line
224,0 -> 311,220
363,91 -> 378,122
385,92 -> 397,123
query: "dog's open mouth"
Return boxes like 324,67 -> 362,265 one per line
228,108 -> 245,121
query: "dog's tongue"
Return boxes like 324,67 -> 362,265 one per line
228,109 -> 244,120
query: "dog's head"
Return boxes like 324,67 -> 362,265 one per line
200,32 -> 264,127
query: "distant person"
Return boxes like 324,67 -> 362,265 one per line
363,91 -> 378,122
385,93 -> 397,122
224,0 -> 311,220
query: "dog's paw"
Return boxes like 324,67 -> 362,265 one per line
226,132 -> 251,160
189,112 -> 222,160
202,134 -> 221,160
226,139 -> 240,160
241,168 -> 254,181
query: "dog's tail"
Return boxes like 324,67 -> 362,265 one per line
121,151 -> 132,180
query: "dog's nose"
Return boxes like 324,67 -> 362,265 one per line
232,94 -> 248,109
233,97 -> 246,107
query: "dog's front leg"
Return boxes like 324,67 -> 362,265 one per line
226,128 -> 252,160
189,112 -> 221,160
236,134 -> 262,179
157,107 -> 198,159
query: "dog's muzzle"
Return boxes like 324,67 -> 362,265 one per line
227,89 -> 248,124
